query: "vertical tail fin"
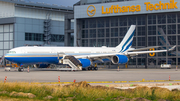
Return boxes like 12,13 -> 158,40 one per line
116,25 -> 136,53
158,28 -> 171,48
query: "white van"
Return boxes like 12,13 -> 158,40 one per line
161,64 -> 171,69
5,67 -> 11,71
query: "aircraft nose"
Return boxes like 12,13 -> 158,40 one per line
4,53 -> 9,58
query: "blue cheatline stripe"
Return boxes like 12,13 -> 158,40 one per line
119,30 -> 135,52
122,41 -> 133,52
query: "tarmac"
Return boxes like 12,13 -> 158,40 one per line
0,67 -> 180,83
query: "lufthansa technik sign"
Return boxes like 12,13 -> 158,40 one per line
101,0 -> 177,15
74,0 -> 179,19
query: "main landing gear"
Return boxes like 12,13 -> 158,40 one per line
87,66 -> 98,71
18,67 -> 24,72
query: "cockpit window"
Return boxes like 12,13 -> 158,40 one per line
8,51 -> 16,53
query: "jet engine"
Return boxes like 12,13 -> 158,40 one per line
111,55 -> 128,64
78,59 -> 91,68
34,64 -> 50,68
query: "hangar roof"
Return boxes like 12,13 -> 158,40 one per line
74,0 -> 133,6
0,0 -> 73,13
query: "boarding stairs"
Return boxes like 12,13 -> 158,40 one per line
58,54 -> 82,71
0,56 -> 4,65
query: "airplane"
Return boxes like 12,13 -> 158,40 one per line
157,28 -> 177,64
158,28 -> 178,56
4,25 -> 176,71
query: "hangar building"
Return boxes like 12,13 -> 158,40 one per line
0,0 -> 73,58
73,0 -> 180,68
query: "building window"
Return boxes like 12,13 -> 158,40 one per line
89,29 -> 96,38
25,33 -> 43,41
169,58 -> 176,65
111,28 -> 118,37
111,38 -> 118,47
178,36 -> 180,45
51,34 -> 64,42
128,58 -> 136,65
82,39 -> 88,47
128,16 -> 136,26
119,38 -> 123,44
137,16 -> 145,25
97,19 -> 105,28
119,27 -> 127,36
148,26 -> 156,35
82,20 -> 88,28
97,39 -> 104,47
148,58 -> 156,65
119,17 -> 127,26
167,25 -> 176,34
168,36 -> 176,45
89,39 -> 96,47
158,14 -> 166,24
137,26 -> 145,36
111,18 -> 118,27
89,19 -> 96,28
148,37 -> 156,46
105,19 -> 109,27
178,47 -> 180,51
158,58 -> 166,65
148,15 -> 156,24
98,29 -> 104,38
137,58 -> 145,65
178,14 -> 180,23
82,30 -> 88,38
167,14 -> 176,23
106,39 -> 110,47
132,38 -> 136,47
178,25 -> 180,34
106,29 -> 109,37
137,37 -> 145,46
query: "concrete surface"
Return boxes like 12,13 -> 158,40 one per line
0,68 -> 180,83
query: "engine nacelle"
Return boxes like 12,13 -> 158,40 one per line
34,64 -> 50,68
78,59 -> 91,68
111,55 -> 128,64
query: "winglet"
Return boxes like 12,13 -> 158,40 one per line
168,45 -> 176,51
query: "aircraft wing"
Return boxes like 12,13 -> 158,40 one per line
124,45 -> 176,56
74,46 -> 176,59
128,46 -> 160,52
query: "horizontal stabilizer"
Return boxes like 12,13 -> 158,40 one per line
168,45 -> 176,51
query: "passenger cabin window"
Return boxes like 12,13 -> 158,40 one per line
8,51 -> 16,53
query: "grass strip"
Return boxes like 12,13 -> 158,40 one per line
0,81 -> 180,101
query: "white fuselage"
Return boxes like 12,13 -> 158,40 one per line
8,46 -> 120,54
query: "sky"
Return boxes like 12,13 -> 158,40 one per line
25,0 -> 80,7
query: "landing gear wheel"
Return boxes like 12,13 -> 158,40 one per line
88,67 -> 92,70
91,67 -> 95,70
94,67 -> 98,71
18,67 -> 24,72
18,68 -> 21,72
